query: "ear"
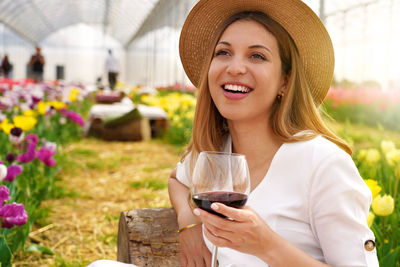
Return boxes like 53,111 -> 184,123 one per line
280,73 -> 289,93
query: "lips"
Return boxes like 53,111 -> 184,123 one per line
221,83 -> 252,100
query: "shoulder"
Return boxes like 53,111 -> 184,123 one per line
283,134 -> 350,165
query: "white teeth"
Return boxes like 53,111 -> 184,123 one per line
224,84 -> 250,93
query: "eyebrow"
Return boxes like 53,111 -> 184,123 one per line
216,41 -> 271,53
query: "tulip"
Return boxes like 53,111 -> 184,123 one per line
36,147 -> 56,167
17,141 -> 36,163
365,149 -> 380,166
9,127 -> 25,145
386,149 -> 400,167
0,185 -> 10,205
381,140 -> 396,154
5,153 -> 16,164
372,195 -> 395,216
13,115 -> 37,132
4,165 -> 23,182
0,202 -> 28,228
367,211 -> 375,227
0,118 -> 14,134
364,179 -> 382,199
0,164 -> 7,182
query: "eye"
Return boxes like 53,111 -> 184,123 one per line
251,53 -> 266,61
214,49 -> 230,57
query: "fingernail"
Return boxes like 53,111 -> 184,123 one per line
193,209 -> 201,216
211,203 -> 219,210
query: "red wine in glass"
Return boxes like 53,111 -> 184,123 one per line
192,191 -> 248,218
191,151 -> 250,267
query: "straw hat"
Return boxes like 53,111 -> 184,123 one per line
179,0 -> 334,105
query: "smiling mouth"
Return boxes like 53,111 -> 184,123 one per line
222,84 -> 253,93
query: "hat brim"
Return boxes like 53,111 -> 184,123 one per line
179,0 -> 334,105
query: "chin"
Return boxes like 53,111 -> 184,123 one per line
218,109 -> 247,122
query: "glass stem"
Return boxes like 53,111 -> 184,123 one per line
211,245 -> 218,267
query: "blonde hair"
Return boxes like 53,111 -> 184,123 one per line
184,11 -> 351,163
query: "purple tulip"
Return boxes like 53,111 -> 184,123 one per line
4,165 -> 23,182
5,153 -> 16,164
31,95 -> 41,104
0,202 -> 28,228
59,109 -> 85,127
36,147 -> 56,167
9,127 -> 25,145
25,134 -> 39,145
0,185 -> 10,207
17,141 -> 36,163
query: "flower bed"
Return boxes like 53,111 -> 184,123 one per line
323,87 -> 400,131
0,80 -> 90,267
135,88 -> 196,147
356,140 -> 400,266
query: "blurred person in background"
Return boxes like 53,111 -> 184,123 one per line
1,55 -> 12,78
29,46 -> 45,82
105,49 -> 119,90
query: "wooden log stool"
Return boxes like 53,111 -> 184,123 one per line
117,208 -> 180,266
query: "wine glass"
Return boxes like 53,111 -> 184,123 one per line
191,151 -> 251,267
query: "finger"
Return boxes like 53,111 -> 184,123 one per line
193,208 -> 236,231
187,258 -> 196,267
194,255 -> 205,267
203,222 -> 231,240
203,245 -> 212,267
180,254 -> 188,267
210,203 -> 248,222
203,223 -> 231,247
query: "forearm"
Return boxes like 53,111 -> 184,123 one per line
260,231 -> 330,267
168,174 -> 200,228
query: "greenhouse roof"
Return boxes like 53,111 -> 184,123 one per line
0,0 -> 165,46
0,0 -> 394,48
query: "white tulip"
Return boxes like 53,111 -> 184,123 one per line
0,164 -> 7,181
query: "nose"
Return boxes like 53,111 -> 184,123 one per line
226,56 -> 247,75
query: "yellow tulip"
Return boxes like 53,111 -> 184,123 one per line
37,101 -> 48,115
13,115 -> 37,132
372,195 -> 395,216
48,101 -> 66,110
367,211 -> 375,227
381,140 -> 396,154
69,88 -> 80,95
23,109 -> 36,117
0,118 -> 14,134
365,149 -> 380,166
364,179 -> 382,199
358,149 -> 367,161
386,149 -> 400,167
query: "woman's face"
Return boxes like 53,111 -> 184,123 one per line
208,19 -> 286,124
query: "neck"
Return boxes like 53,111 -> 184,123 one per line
228,118 -> 282,190
228,118 -> 281,156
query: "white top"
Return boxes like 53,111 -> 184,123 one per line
105,54 -> 120,73
176,134 -> 379,267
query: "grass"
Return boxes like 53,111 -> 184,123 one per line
130,177 -> 168,190
52,254 -> 89,267
325,119 -> 400,151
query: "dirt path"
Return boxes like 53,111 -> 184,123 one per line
14,138 -> 182,266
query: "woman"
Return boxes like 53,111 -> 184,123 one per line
169,0 -> 379,266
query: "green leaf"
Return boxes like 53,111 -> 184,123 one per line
0,236 -> 12,267
379,246 -> 400,267
25,243 -> 54,255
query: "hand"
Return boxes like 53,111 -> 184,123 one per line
179,223 -> 211,267
193,203 -> 274,259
